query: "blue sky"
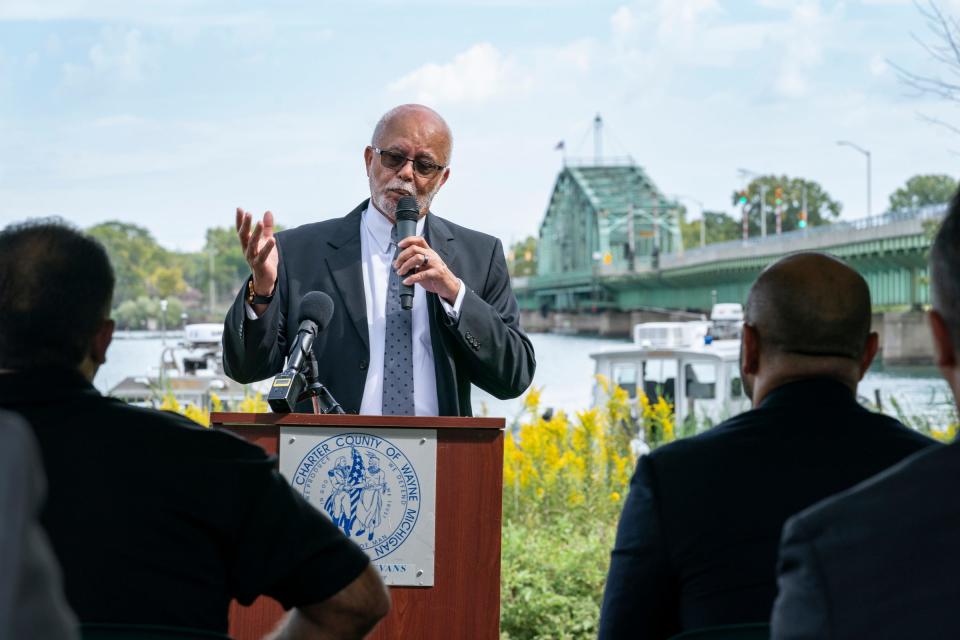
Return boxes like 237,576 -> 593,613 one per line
1,0 -> 958,251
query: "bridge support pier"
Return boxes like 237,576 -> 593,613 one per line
519,309 -> 706,338
878,311 -> 934,365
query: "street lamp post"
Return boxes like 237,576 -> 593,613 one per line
159,299 -> 168,345
671,194 -> 706,248
737,168 -> 767,238
836,140 -> 872,219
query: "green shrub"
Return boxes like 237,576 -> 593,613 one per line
500,518 -> 616,640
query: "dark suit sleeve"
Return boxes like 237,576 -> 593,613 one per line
222,244 -> 290,384
770,515 -> 831,640
441,238 -> 535,399
599,454 -> 679,639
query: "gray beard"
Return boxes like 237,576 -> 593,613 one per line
369,177 -> 439,218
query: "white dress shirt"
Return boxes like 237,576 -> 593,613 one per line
244,203 -> 465,416
358,203 -> 464,416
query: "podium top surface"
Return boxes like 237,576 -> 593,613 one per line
210,412 -> 506,430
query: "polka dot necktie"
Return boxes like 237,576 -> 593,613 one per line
382,224 -> 415,416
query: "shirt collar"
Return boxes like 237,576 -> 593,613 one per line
362,202 -> 426,255
758,377 -> 857,410
0,368 -> 99,405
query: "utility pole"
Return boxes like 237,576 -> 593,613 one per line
759,184 -> 768,238
836,140 -> 872,219
593,113 -> 603,164
208,246 -> 216,317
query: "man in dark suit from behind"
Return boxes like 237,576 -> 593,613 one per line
598,252 -> 937,639
0,220 -> 389,639
771,195 -> 960,639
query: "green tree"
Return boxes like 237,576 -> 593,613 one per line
681,210 -> 741,248
888,174 -> 958,211
87,222 -> 169,306
114,295 -> 185,330
507,236 -> 537,277
191,226 -> 264,311
149,265 -> 187,298
731,175 -> 841,235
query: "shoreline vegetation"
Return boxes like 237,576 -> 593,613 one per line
153,377 -> 958,639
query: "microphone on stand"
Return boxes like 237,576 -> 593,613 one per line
268,291 -> 335,413
395,195 -> 419,311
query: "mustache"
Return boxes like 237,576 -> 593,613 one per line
384,181 -> 415,197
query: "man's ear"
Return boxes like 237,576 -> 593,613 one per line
858,331 -> 880,378
364,146 -> 374,177
741,323 -> 760,375
929,310 -> 957,372
90,318 -> 115,366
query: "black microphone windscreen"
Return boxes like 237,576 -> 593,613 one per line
298,291 -> 335,330
396,196 -> 419,221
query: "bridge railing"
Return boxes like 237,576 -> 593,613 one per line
562,156 -> 637,167
675,204 -> 946,260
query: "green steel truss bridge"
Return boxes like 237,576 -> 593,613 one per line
516,160 -> 945,314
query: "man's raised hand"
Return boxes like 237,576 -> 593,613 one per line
236,208 -> 278,296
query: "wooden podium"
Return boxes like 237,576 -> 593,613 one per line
210,413 -> 505,640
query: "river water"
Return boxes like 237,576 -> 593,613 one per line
97,331 -> 956,427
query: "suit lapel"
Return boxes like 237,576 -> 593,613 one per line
425,213 -> 460,415
425,213 -> 457,276
325,201 -> 369,351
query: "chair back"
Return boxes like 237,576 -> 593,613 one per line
669,622 -> 770,640
80,623 -> 232,640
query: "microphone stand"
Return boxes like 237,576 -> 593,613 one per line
297,352 -> 345,415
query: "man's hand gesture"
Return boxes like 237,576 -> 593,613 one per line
236,207 -> 279,298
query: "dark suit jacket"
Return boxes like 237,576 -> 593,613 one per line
772,440 -> 960,640
223,200 -> 536,416
598,378 -> 937,639
1,369 -> 370,633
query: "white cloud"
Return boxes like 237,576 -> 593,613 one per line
610,6 -> 637,38
62,27 -> 147,87
388,43 -> 531,105
870,53 -> 888,76
92,114 -> 146,128
773,2 -> 833,98
656,0 -> 719,39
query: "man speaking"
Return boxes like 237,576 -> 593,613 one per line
223,104 -> 536,415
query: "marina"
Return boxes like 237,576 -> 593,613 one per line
96,330 -> 955,428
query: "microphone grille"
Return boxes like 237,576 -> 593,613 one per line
298,291 -> 335,330
396,196 -> 419,222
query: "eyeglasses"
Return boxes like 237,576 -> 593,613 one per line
373,147 -> 446,179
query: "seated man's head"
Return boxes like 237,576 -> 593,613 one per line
929,190 -> 960,405
740,252 -> 877,404
0,220 -> 115,380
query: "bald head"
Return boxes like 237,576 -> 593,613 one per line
371,104 -> 453,162
745,253 -> 872,361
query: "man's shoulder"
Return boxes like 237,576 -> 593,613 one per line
87,398 -> 271,462
275,202 -> 366,252
430,213 -> 500,249
789,441 -> 954,539
644,408 -> 762,463
645,399 -> 931,470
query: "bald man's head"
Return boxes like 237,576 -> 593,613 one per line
745,253 -> 872,361
371,104 -> 453,161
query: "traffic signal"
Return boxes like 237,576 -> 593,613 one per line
738,191 -> 748,205
774,187 -> 783,206
798,210 -> 808,228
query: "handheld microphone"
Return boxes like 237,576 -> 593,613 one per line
395,196 -> 419,311
268,291 -> 335,413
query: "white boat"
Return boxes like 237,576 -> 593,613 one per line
108,323 -> 253,408
591,321 -> 751,433
710,303 -> 744,340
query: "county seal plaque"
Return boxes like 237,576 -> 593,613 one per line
279,427 -> 437,586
